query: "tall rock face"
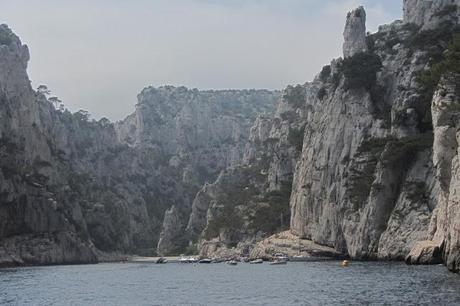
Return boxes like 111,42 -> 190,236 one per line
403,0 -> 460,29
407,75 -> 460,271
186,86 -> 305,257
0,25 -> 99,266
116,86 -> 277,188
116,86 -> 278,255
0,24 -> 279,265
343,6 -> 368,58
288,3 -> 460,264
170,2 -> 460,266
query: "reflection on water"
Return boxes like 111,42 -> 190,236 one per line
1,261 -> 460,305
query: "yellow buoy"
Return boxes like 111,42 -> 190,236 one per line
341,260 -> 349,267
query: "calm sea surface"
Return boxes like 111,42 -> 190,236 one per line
1,261 -> 460,305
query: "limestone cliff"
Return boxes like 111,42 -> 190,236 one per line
187,86 -> 306,256
407,74 -> 460,271
404,0 -> 460,29
288,1 -> 460,271
116,86 -> 278,255
190,1 -> 460,274
289,3 -> 460,263
0,25 -> 98,266
0,24 -> 278,265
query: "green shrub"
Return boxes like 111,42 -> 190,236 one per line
366,35 -> 376,52
0,28 -> 13,45
249,181 -> 292,234
280,110 -> 297,122
283,85 -> 305,108
338,51 -> 383,90
434,5 -> 458,18
331,72 -> 342,89
347,137 -> 387,208
317,87 -> 327,100
415,32 -> 460,131
404,181 -> 428,203
380,133 -> 433,167
319,65 -> 331,82
288,126 -> 305,152
204,204 -> 243,240
405,21 -> 459,56
184,244 -> 198,255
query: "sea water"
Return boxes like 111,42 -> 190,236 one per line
1,261 -> 460,305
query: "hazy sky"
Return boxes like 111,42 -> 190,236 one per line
1,0 -> 402,120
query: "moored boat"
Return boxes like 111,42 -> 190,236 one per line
269,260 -> 287,265
179,255 -> 199,263
270,253 -> 288,265
188,257 -> 199,263
249,259 -> 263,264
199,258 -> 212,264
227,260 -> 238,265
156,257 -> 168,264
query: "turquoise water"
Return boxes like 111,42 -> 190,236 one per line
1,261 -> 460,305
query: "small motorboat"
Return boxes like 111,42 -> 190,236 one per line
249,259 -> 263,264
188,257 -> 199,263
178,255 -> 198,263
156,257 -> 168,264
227,260 -> 238,266
199,258 -> 212,264
270,260 -> 287,265
341,260 -> 349,267
270,253 -> 288,265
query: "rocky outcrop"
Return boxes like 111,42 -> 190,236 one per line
403,0 -> 460,29
186,4 -> 460,264
406,240 -> 443,265
116,86 -> 277,185
343,6 -> 368,58
186,85 -> 306,257
0,24 -> 278,265
250,231 -> 342,260
407,74 -> 460,271
224,3 -> 455,270
0,24 -> 102,266
116,87 -> 278,255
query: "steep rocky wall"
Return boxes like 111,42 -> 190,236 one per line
116,86 -> 278,255
0,25 -> 99,266
404,0 -> 460,29
0,24 -> 278,265
189,1 -> 460,263
116,86 -> 277,187
407,75 -> 460,271
187,86 -> 306,256
288,3 -> 460,264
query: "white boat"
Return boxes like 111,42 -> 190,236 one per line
227,260 -> 238,265
249,259 -> 263,264
188,257 -> 199,263
272,253 -> 288,261
269,260 -> 287,265
179,258 -> 189,263
179,255 -> 198,263
199,258 -> 212,264
270,253 -> 288,265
